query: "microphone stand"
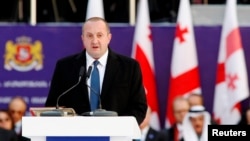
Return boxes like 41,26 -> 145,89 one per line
40,66 -> 85,116
81,66 -> 118,116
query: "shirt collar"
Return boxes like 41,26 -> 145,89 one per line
86,50 -> 108,68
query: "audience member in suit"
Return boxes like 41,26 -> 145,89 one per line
140,107 -> 168,141
0,127 -> 18,141
45,17 -> 147,125
8,96 -> 27,139
238,107 -> 250,125
0,109 -> 15,131
0,109 -> 18,141
182,105 -> 211,141
167,96 -> 190,141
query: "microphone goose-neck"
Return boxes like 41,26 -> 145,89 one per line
82,65 -> 118,116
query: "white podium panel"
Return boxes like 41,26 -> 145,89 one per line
22,116 -> 141,141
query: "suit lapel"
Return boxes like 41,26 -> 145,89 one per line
74,50 -> 86,69
73,50 -> 90,108
72,50 -> 86,86
101,49 -> 119,97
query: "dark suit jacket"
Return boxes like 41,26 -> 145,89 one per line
145,127 -> 168,141
19,136 -> 31,141
0,127 -> 18,141
45,48 -> 147,125
167,124 -> 184,141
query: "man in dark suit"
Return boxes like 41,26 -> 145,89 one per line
140,107 -> 168,141
167,96 -> 190,141
0,127 -> 17,141
45,17 -> 147,125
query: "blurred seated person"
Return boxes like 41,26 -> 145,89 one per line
140,106 -> 168,141
167,96 -> 190,141
187,93 -> 217,125
0,109 -> 15,131
238,107 -> 250,125
187,93 -> 203,107
0,109 -> 18,141
0,127 -> 18,141
8,96 -> 27,138
182,105 -> 211,141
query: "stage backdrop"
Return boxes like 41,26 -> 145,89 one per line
1,24 -> 250,127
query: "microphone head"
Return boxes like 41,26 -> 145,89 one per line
79,66 -> 85,77
86,66 -> 93,79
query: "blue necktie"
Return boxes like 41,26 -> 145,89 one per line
90,60 -> 100,111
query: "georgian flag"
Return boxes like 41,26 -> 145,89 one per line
165,0 -> 201,128
213,0 -> 249,124
131,0 -> 160,130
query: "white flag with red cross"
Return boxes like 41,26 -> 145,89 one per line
213,0 -> 249,125
131,0 -> 160,130
165,0 -> 201,128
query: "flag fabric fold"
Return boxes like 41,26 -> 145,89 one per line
165,0 -> 201,128
86,0 -> 104,20
131,0 -> 160,130
213,0 -> 249,125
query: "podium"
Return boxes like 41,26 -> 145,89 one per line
22,116 -> 141,141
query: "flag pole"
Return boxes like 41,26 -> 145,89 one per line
30,0 -> 37,26
129,0 -> 136,26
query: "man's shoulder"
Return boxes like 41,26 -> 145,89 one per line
56,51 -> 84,64
0,128 -> 18,141
60,52 -> 83,61
110,50 -> 138,64
0,127 -> 12,133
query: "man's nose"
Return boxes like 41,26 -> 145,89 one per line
92,36 -> 98,43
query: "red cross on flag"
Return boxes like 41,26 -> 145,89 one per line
131,0 -> 160,130
213,0 -> 249,124
165,0 -> 201,128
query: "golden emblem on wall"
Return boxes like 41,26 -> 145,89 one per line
4,36 -> 44,72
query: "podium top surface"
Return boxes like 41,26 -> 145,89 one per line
22,116 -> 141,139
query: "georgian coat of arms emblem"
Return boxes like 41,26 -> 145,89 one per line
4,36 -> 43,72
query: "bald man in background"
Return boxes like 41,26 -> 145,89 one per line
187,93 -> 204,107
139,107 -> 168,141
167,96 -> 190,141
8,96 -> 27,139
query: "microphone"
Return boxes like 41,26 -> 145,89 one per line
85,66 -> 92,83
40,66 -> 85,116
81,66 -> 118,116
56,66 -> 85,109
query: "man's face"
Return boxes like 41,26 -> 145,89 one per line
173,100 -> 190,124
188,95 -> 203,106
81,20 -> 111,59
0,112 -> 12,130
9,99 -> 26,123
190,115 -> 204,135
246,110 -> 250,124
